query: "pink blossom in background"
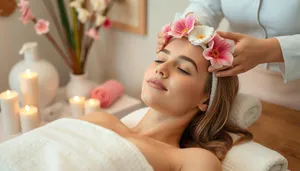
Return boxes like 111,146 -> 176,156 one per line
103,18 -> 112,29
18,0 -> 34,24
86,28 -> 100,40
34,19 -> 50,35
169,14 -> 196,38
161,23 -> 172,40
203,34 -> 235,69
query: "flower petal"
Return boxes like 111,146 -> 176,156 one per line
77,8 -> 91,23
169,18 -> 188,38
188,25 -> 214,45
103,18 -> 112,29
95,14 -> 106,26
34,19 -> 50,35
185,14 -> 196,34
218,39 -> 235,54
203,48 -> 214,60
161,23 -> 172,39
85,28 -> 100,40
219,52 -> 234,66
210,59 -> 223,69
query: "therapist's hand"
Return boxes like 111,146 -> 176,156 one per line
209,31 -> 283,77
156,32 -> 168,53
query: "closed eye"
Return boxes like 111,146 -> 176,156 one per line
178,68 -> 190,75
154,60 -> 164,63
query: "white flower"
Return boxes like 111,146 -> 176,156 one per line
70,0 -> 83,10
188,25 -> 214,46
77,8 -> 91,23
90,0 -> 106,12
95,14 -> 106,26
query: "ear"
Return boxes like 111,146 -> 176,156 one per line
197,96 -> 209,112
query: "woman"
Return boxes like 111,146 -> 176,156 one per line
80,38 -> 252,171
0,18 -> 252,171
157,0 -> 300,110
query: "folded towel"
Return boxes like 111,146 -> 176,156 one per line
0,118 -> 153,171
91,80 -> 124,108
222,141 -> 288,171
228,93 -> 262,129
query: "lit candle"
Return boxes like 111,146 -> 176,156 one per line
20,69 -> 39,108
20,105 -> 40,133
84,98 -> 101,115
69,96 -> 85,117
0,90 -> 21,139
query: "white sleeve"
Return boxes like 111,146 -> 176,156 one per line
175,0 -> 224,28
275,34 -> 300,83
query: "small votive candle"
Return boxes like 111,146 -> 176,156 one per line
85,98 -> 101,115
20,69 -> 39,107
20,105 -> 40,133
69,96 -> 86,118
0,90 -> 21,139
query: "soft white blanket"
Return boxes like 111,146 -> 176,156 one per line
0,118 -> 153,171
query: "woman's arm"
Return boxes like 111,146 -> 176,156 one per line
178,0 -> 224,28
275,34 -> 300,82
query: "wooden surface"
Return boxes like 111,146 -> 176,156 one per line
248,101 -> 300,171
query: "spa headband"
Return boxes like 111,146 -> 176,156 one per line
161,13 -> 235,110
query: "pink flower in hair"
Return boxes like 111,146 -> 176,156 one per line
203,34 -> 235,69
169,14 -> 196,38
86,28 -> 100,40
18,0 -> 34,24
34,19 -> 50,35
161,23 -> 172,39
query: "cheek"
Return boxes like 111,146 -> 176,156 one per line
171,77 -> 203,104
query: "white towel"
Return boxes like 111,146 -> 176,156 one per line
228,93 -> 262,129
0,118 -> 153,171
222,141 -> 288,171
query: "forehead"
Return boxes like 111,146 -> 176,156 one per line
164,38 -> 209,72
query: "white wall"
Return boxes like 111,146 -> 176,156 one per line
97,0 -> 189,99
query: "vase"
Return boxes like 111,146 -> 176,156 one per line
65,72 -> 98,99
9,42 -> 59,109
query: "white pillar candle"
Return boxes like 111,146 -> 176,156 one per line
20,105 -> 40,133
85,98 -> 101,115
0,90 -> 21,139
20,69 -> 39,108
69,96 -> 85,118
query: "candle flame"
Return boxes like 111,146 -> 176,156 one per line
25,105 -> 31,111
5,90 -> 11,95
89,99 -> 96,104
74,96 -> 80,101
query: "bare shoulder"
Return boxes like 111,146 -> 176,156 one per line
78,112 -> 130,133
180,148 -> 222,171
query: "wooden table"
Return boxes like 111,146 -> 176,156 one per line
248,101 -> 300,171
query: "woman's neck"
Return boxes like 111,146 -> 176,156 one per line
132,107 -> 198,148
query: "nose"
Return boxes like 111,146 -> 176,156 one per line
156,64 -> 169,79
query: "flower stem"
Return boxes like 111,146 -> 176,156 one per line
32,18 -> 74,72
81,0 -> 116,70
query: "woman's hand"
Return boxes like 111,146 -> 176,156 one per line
156,32 -> 167,53
209,31 -> 283,77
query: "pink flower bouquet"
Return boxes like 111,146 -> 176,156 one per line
17,0 -> 117,75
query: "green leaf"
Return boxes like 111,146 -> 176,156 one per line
57,0 -> 74,49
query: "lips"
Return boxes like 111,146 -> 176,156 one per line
147,78 -> 168,91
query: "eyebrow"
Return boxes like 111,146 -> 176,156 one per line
161,49 -> 198,72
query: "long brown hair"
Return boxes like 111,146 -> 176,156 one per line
180,74 -> 253,161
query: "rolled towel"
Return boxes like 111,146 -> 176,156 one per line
222,141 -> 288,171
91,80 -> 124,108
228,93 -> 262,129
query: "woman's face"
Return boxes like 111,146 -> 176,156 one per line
141,38 -> 210,116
